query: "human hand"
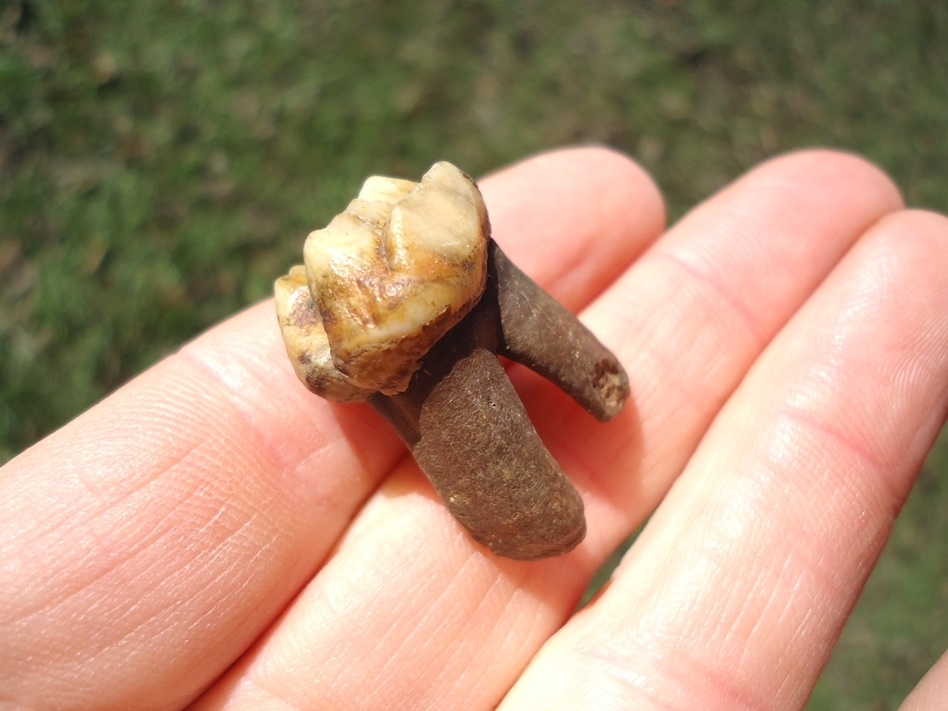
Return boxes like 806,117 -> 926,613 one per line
2,147 -> 947,710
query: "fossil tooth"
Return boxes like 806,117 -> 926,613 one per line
301,161 -> 489,395
275,161 -> 630,560
274,266 -> 375,403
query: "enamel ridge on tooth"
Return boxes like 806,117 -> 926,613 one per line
275,161 -> 490,399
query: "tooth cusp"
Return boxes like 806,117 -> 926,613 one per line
275,161 -> 489,398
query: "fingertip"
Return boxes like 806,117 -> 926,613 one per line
479,145 -> 666,307
482,144 -> 666,237
875,206 -> 948,245
745,147 -> 905,215
835,207 -> 948,334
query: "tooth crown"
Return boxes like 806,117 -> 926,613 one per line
275,161 -> 490,399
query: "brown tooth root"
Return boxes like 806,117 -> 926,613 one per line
490,241 -> 630,422
371,348 -> 585,561
367,241 -> 625,560
368,279 -> 588,561
274,161 -> 630,560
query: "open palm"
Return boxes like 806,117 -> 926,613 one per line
3,147 -> 947,710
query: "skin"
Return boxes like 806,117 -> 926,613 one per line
1,146 -> 947,710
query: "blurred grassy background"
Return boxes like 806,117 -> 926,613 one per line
1,0 -> 945,706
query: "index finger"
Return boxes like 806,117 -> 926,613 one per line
0,147 -> 663,709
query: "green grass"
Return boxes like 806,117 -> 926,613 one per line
2,0 -> 946,706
